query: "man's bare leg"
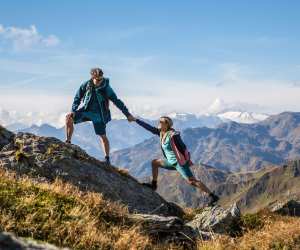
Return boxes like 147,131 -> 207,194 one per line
65,115 -> 74,143
99,134 -> 110,165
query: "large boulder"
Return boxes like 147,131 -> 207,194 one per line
269,199 -> 300,216
186,203 -> 241,235
0,125 -> 14,150
128,214 -> 184,235
127,204 -> 242,244
128,213 -> 211,244
0,232 -> 69,250
0,131 -> 183,217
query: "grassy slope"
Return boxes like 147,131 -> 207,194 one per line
198,211 -> 300,250
0,169 -> 154,250
217,166 -> 278,209
0,168 -> 299,250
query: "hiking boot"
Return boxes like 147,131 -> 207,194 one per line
142,180 -> 157,191
104,156 -> 111,166
208,193 -> 219,206
65,139 -> 71,144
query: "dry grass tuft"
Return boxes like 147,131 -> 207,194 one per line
197,211 -> 300,250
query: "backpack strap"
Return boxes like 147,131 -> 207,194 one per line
97,79 -> 110,109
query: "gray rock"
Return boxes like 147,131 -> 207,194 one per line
186,203 -> 241,235
128,214 -> 185,234
0,131 -> 183,217
0,232 -> 69,250
128,213 -> 211,244
269,199 -> 300,216
0,125 -> 14,150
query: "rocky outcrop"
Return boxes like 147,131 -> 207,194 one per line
0,125 -> 14,150
0,232 -> 69,250
269,199 -> 300,217
186,203 -> 241,235
128,203 -> 241,244
0,130 -> 183,217
128,214 -> 201,243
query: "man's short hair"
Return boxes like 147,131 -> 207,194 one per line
90,68 -> 103,76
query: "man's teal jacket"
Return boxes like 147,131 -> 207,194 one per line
71,78 -> 131,124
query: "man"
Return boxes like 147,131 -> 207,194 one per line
65,68 -> 135,165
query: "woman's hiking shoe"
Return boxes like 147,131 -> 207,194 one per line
142,180 -> 157,191
208,193 -> 219,206
65,140 -> 71,144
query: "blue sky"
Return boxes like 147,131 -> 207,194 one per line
0,1 -> 300,125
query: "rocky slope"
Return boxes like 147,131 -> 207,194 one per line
112,112 -> 300,175
222,159 -> 300,213
0,124 -> 181,216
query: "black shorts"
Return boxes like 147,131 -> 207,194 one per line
73,109 -> 106,135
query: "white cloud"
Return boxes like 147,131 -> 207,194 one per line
43,34 -> 60,47
206,98 -> 268,114
0,107 -> 67,128
0,24 -> 60,51
215,63 -> 244,87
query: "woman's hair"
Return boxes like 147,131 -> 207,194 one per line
159,116 -> 174,142
160,116 -> 173,130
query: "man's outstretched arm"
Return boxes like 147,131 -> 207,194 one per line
106,85 -> 133,119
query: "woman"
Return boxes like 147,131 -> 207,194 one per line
134,116 -> 219,206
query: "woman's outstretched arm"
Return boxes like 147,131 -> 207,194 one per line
136,119 -> 160,136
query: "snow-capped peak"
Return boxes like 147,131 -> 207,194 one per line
217,111 -> 269,124
166,112 -> 197,121
207,98 -> 227,114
